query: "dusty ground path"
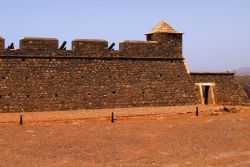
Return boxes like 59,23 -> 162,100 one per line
0,105 -> 248,123
0,105 -> 250,166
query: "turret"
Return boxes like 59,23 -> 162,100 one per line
145,20 -> 183,56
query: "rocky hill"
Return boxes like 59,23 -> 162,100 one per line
234,67 -> 250,76
236,75 -> 250,99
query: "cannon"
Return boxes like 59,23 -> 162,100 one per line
108,42 -> 115,50
59,41 -> 67,50
7,43 -> 14,49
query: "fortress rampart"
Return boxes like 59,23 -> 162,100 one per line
0,20 -> 248,112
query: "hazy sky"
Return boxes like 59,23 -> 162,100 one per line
0,0 -> 249,71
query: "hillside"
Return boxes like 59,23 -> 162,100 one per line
236,75 -> 250,99
234,67 -> 250,76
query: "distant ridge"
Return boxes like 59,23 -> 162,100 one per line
233,67 -> 250,76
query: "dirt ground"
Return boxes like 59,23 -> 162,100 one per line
0,105 -> 250,167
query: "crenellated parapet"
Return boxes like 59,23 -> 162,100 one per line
119,40 -> 159,52
72,39 -> 108,52
2,38 -> 109,53
20,37 -> 58,51
0,37 -> 183,58
0,20 -> 184,58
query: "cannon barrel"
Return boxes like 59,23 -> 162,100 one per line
7,43 -> 14,50
108,42 -> 115,50
59,41 -> 67,50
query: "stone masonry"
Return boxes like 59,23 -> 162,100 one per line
191,72 -> 248,105
0,20 -> 248,112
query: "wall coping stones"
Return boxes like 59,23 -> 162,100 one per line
120,40 -> 158,44
20,37 -> 58,41
73,39 -> 108,42
190,72 -> 235,75
19,37 -> 59,51
0,55 -> 184,60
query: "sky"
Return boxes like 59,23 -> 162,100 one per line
0,0 -> 249,72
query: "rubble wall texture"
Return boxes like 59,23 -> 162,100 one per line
191,73 -> 248,105
0,37 -> 197,112
146,33 -> 182,56
0,33 -> 248,113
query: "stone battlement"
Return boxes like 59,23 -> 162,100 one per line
0,20 -> 247,113
0,35 -> 182,58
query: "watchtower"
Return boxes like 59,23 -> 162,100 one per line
145,20 -> 183,56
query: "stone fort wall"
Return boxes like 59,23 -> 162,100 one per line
0,29 -> 248,112
0,36 -> 198,112
191,73 -> 248,105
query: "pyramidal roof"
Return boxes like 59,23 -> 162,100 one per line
146,20 -> 181,34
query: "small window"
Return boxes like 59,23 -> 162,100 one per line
2,76 -> 5,79
25,76 -> 28,80
0,95 -> 2,98
112,91 -> 116,95
26,95 -> 30,98
54,94 -> 58,97
87,92 -> 91,96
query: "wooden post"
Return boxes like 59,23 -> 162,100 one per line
111,112 -> 114,123
20,113 -> 23,126
196,104 -> 199,116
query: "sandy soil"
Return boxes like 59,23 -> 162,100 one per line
0,105 -> 250,167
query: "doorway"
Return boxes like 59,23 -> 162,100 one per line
195,83 -> 215,105
202,85 -> 210,104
